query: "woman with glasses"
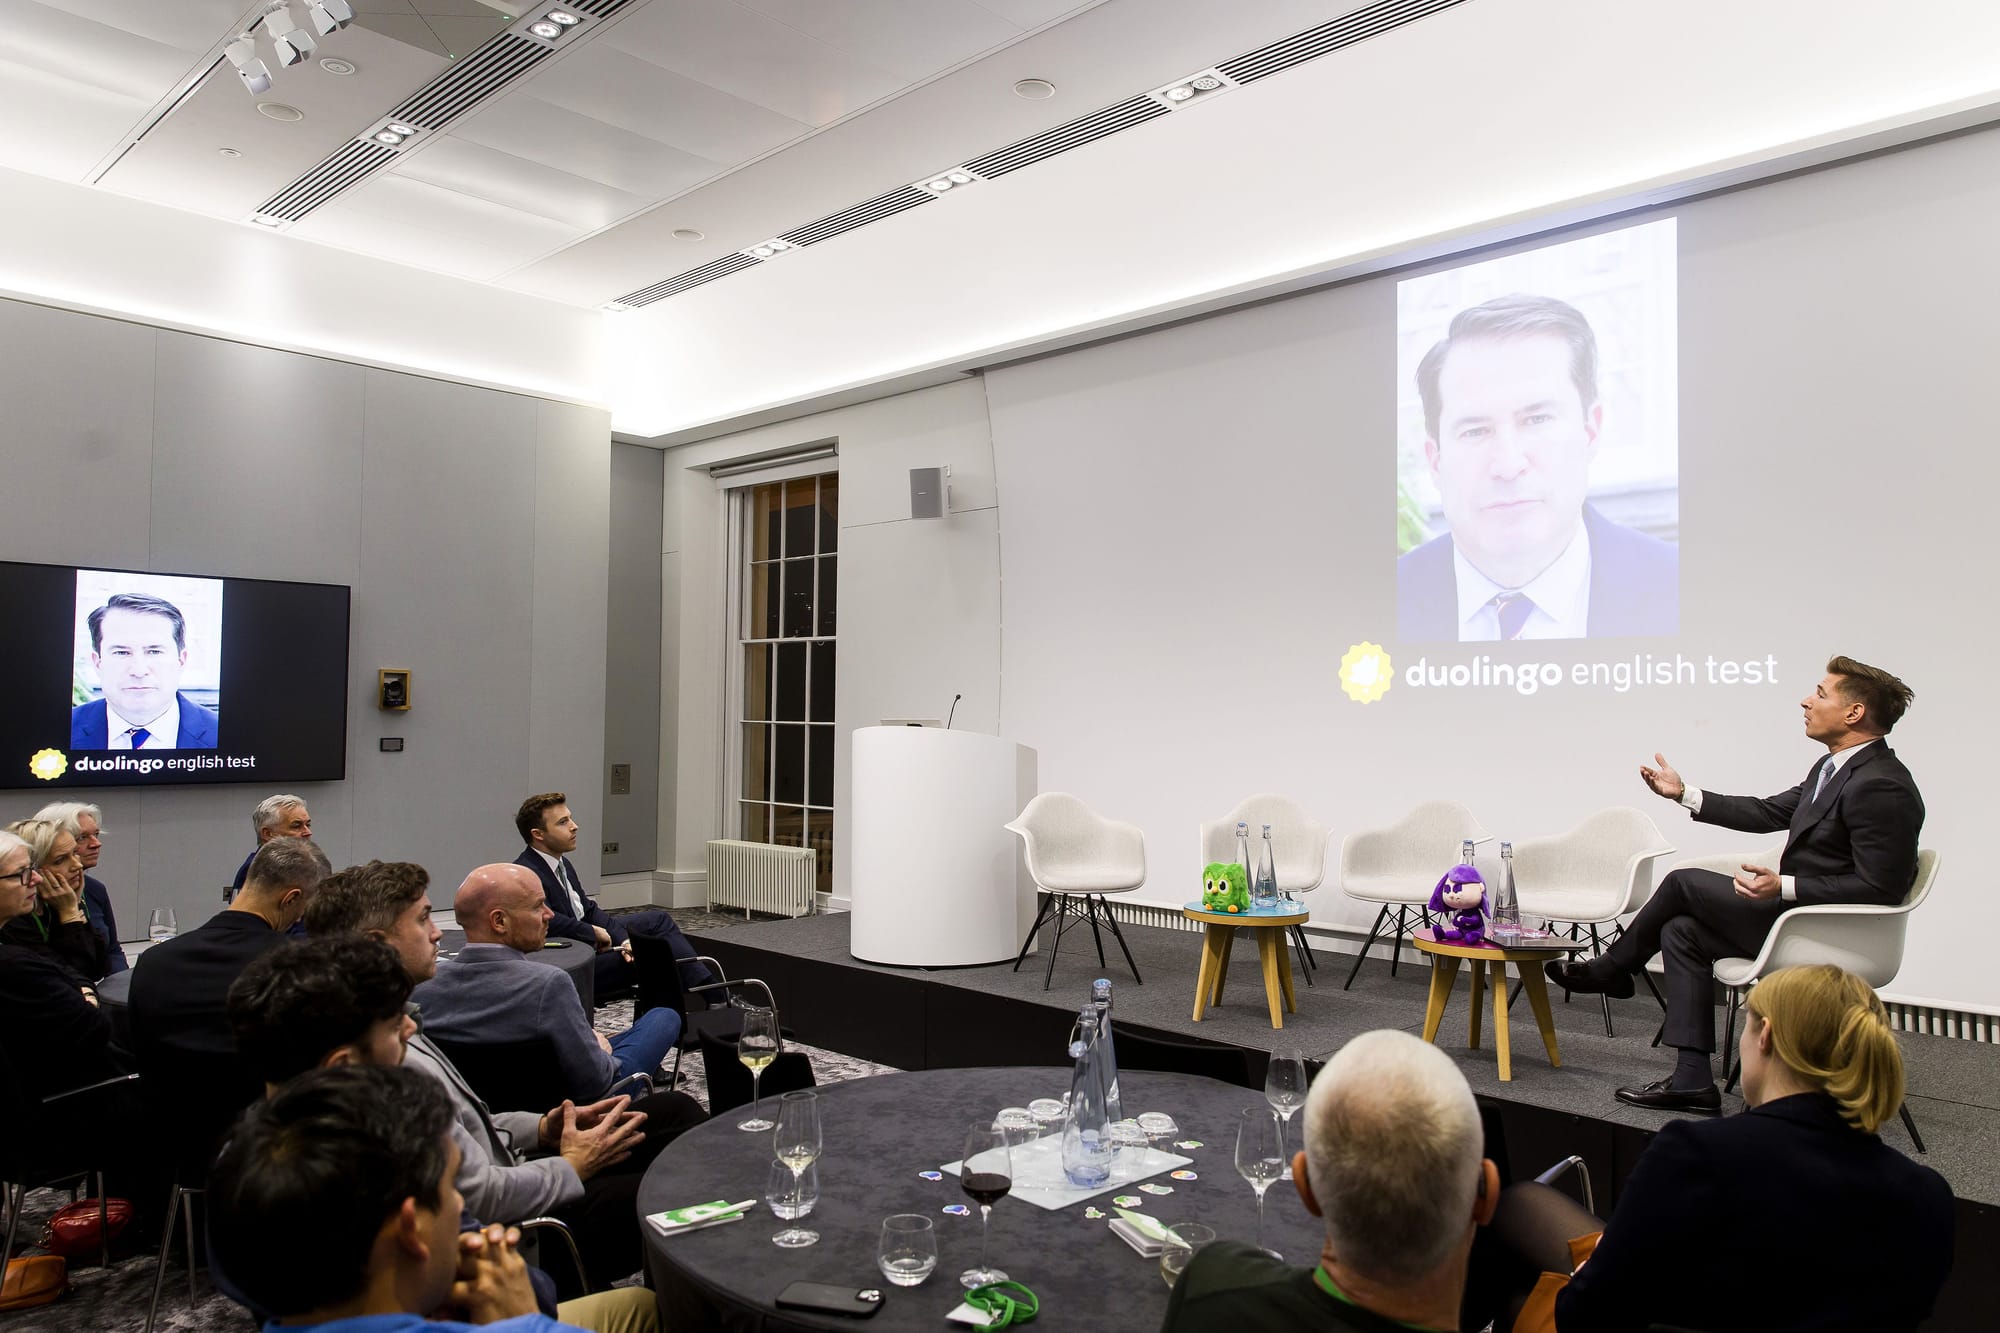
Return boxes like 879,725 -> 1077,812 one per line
0,816 -> 110,985
0,828 -> 132,1102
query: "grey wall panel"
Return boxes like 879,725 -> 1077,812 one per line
135,780 -> 348,929
601,442 -> 663,875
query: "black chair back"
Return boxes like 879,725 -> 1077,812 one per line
1110,1025 -> 1257,1089
429,1035 -> 575,1113
630,932 -> 691,1022
695,1029 -> 816,1114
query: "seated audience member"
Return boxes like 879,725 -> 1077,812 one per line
228,791 -> 314,900
33,800 -> 128,974
0,816 -> 108,983
228,934 -> 419,1091
209,1064 -> 661,1333
415,864 -> 681,1101
0,828 -> 132,1100
1538,964 -> 1954,1333
1162,1029 -> 1499,1332
306,859 -> 701,1290
513,792 -> 714,996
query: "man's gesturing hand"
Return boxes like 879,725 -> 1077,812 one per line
555,1097 -> 648,1180
1639,752 -> 1685,801
1734,864 -> 1782,901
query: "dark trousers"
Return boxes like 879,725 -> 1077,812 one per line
551,1090 -> 707,1288
1602,868 -> 1786,1052
591,910 -> 716,995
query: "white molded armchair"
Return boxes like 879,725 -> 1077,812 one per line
1338,800 -> 1488,988
1006,792 -> 1146,990
1201,794 -> 1332,983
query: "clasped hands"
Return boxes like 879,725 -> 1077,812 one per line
434,1223 -> 537,1324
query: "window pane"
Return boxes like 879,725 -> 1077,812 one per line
772,804 -> 806,852
750,484 -> 781,563
808,810 -> 833,896
808,642 -> 833,723
740,723 -> 769,801
817,475 -> 838,554
784,479 -> 816,559
773,724 -> 805,805
739,802 -> 770,843
808,723 -> 834,807
815,556 -> 837,637
743,645 -> 772,721
774,642 -> 806,721
748,562 -> 779,640
782,557 -> 814,638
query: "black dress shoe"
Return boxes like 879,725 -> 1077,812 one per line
1615,1077 -> 1722,1114
1545,959 -> 1635,999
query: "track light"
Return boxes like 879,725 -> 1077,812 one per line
264,7 -> 318,66
309,0 -> 354,36
225,36 -> 273,95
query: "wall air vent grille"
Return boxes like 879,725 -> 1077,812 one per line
390,33 -> 552,131
614,252 -> 762,307
1217,0 -> 1470,85
780,186 -> 934,248
257,140 -> 399,221
964,95 -> 1166,179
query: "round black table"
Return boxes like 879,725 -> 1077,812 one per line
637,1067 -> 1324,1332
438,929 -> 596,1012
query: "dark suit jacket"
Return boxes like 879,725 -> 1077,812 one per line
1396,503 -> 1678,642
1696,742 -> 1923,906
1556,1093 -> 1953,1333
69,693 -> 219,750
0,897 -> 110,984
0,942 -> 129,1100
513,848 -> 622,947
83,873 -> 128,974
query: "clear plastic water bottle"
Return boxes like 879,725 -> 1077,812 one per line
1489,841 -> 1522,944
1091,978 -> 1123,1124
1062,1007 -> 1114,1186
1254,824 -> 1280,909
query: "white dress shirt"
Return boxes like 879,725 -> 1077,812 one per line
533,846 -> 587,919
106,702 -> 180,750
1452,522 -> 1592,641
1678,740 -> 1877,901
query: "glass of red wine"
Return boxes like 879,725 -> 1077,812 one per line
958,1122 -> 1013,1288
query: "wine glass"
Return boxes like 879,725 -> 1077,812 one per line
764,1158 -> 818,1241
736,1006 -> 779,1132
771,1090 -> 821,1247
1160,1222 -> 1216,1290
958,1121 -> 1012,1288
1264,1050 -> 1309,1177
148,908 -> 178,943
877,1214 -> 937,1287
1235,1107 -> 1287,1258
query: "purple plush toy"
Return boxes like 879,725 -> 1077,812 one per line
1429,858 -> 1488,946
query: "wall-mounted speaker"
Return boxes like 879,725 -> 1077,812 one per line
910,466 -> 949,520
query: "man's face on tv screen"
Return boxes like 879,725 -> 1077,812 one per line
92,607 -> 186,727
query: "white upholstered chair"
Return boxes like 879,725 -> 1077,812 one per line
1200,794 -> 1333,983
1006,792 -> 1146,990
1337,800 -> 1488,988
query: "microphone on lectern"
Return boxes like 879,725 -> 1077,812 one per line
947,694 -> 962,729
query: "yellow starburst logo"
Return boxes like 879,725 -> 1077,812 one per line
29,749 -> 68,781
1339,642 -> 1392,704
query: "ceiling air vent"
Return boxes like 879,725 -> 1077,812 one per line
964,94 -> 1166,180
614,252 -> 761,308
390,33 -> 552,131
1217,0 -> 1470,85
257,140 -> 399,222
780,186 -> 934,248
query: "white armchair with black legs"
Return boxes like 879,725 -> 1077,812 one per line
1338,800 -> 1488,988
1006,793 -> 1146,990
1200,794 -> 1332,986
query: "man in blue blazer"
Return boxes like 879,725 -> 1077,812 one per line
1552,656 -> 1923,1112
514,791 -> 715,997
1397,294 -> 1678,643
70,592 -> 218,750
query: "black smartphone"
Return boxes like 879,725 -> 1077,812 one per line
775,1281 -> 885,1318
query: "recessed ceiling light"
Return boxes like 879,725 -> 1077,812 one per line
1191,75 -> 1223,91
374,131 -> 404,145
546,9 -> 580,23
1150,70 -> 1233,110
257,103 -> 305,123
529,20 -> 561,37
386,122 -> 418,137
218,147 -> 242,158
672,228 -> 705,241
915,168 -> 982,196
1013,78 -> 1056,100
1164,85 -> 1194,102
250,215 -> 284,227
320,57 -> 357,76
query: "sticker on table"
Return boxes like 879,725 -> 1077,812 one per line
1112,1195 -> 1141,1208
1170,1170 -> 1198,1181
918,1170 -> 944,1181
1139,1184 -> 1174,1195
1174,1140 -> 1204,1150
1083,1207 -> 1106,1220
942,1204 -> 971,1216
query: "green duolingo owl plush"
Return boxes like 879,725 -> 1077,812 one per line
1201,862 -> 1250,913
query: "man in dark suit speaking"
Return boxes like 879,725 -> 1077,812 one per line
1551,655 -> 1923,1112
70,592 -> 218,750
1397,294 -> 1677,642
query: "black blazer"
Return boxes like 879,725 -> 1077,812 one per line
0,943 -> 129,1100
1695,742 -> 1923,905
1556,1093 -> 1953,1333
512,848 -> 619,947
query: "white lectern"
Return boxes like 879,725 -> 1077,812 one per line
850,726 -> 1038,967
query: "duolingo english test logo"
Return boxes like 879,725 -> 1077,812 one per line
1339,642 -> 1392,704
29,749 -> 67,781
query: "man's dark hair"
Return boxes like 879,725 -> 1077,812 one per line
208,1064 -> 451,1317
228,936 -> 412,1086
1415,293 -> 1600,443
244,837 -> 332,899
303,860 -> 430,937
87,592 -> 189,653
1827,655 -> 1914,734
515,792 -> 568,845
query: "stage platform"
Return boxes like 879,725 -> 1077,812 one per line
688,910 -> 1998,1331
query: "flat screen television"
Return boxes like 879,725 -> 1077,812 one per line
0,560 -> 350,789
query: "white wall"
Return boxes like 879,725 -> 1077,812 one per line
0,294 -> 612,932
657,378 -> 1001,904
603,443 -> 665,874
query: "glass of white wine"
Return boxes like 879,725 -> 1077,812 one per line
771,1090 -> 822,1247
736,1006 -> 780,1132
148,907 -> 177,943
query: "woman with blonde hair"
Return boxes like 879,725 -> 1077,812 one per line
1551,963 -> 1954,1332
0,816 -> 109,984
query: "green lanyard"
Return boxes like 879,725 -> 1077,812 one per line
964,1281 -> 1038,1327
1311,1266 -> 1443,1332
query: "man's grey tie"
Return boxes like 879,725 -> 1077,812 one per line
1492,592 -> 1535,641
1811,754 -> 1837,802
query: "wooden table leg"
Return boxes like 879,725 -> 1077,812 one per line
1258,928 -> 1286,1028
1467,959 -> 1485,1049
1490,962 -> 1513,1081
1193,925 -> 1224,1022
1421,956 -> 1461,1043
1277,933 -> 1298,1014
1519,960 -> 1563,1068
1212,928 -> 1233,1005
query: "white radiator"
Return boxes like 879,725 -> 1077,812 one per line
706,839 -> 817,918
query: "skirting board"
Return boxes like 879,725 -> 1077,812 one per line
598,870 -> 706,910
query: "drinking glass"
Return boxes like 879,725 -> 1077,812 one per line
1027,1098 -> 1067,1139
993,1107 -> 1037,1148
765,1158 -> 818,1243
958,1122 -> 1012,1288
1159,1222 -> 1216,1290
877,1214 -> 938,1287
1264,1050 -> 1309,1177
736,1006 -> 780,1132
1136,1112 -> 1179,1148
148,908 -> 177,943
771,1090 -> 821,1247
1235,1107 -> 1287,1257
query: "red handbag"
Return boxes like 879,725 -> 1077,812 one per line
42,1197 -> 133,1258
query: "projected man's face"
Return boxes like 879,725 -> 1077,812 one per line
91,607 -> 187,728
1424,334 -> 1601,589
